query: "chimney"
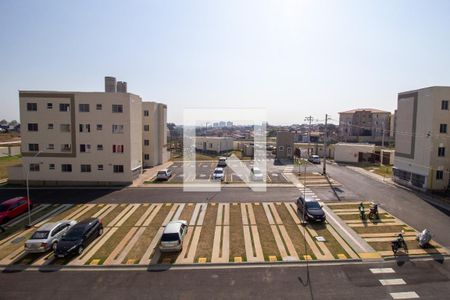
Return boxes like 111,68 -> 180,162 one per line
105,76 -> 116,92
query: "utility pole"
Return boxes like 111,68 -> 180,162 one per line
323,114 -> 331,175
304,116 -> 314,157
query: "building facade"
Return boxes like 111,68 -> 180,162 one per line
393,86 -> 450,191
8,77 -> 169,186
142,101 -> 170,167
339,108 -> 391,144
195,136 -> 233,154
276,131 -> 294,160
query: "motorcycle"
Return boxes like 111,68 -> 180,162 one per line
368,203 -> 379,220
391,233 -> 407,255
358,203 -> 365,220
417,229 -> 432,248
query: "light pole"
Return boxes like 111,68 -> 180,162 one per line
25,150 -> 42,228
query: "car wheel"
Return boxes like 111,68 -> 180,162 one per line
78,246 -> 84,256
98,227 -> 103,236
52,242 -> 58,252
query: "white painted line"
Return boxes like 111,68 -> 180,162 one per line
370,268 -> 395,274
6,204 -> 50,227
380,278 -> 406,286
390,291 -> 419,299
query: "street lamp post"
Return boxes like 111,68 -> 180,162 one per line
25,150 -> 42,228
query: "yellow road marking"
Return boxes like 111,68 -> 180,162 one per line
198,257 -> 207,263
234,257 -> 242,263
90,259 -> 100,265
303,255 -> 312,260
358,252 -> 382,259
269,256 -> 277,262
126,259 -> 136,264
337,254 -> 347,259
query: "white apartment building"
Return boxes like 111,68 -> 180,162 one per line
393,86 -> 450,191
142,101 -> 169,167
8,78 -> 169,186
195,136 -> 233,154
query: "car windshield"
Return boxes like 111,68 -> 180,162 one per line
30,231 -> 49,239
0,204 -> 9,212
214,169 -> 223,174
161,233 -> 179,242
306,201 -> 321,210
157,171 -> 167,175
253,169 -> 261,175
62,227 -> 84,241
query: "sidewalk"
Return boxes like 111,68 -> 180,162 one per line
131,161 -> 174,187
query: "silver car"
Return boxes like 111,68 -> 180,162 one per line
159,220 -> 188,252
24,220 -> 77,253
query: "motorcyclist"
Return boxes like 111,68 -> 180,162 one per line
368,203 -> 379,219
391,232 -> 406,255
358,202 -> 365,220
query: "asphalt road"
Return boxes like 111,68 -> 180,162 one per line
0,187 -> 301,204
321,163 -> 450,249
1,260 -> 448,299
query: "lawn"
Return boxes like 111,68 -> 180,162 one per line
362,164 -> 393,177
170,150 -> 252,162
0,155 -> 21,179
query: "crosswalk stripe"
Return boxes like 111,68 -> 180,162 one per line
379,278 -> 406,286
390,292 -> 419,299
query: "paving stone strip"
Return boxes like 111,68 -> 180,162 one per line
91,204 -> 114,219
103,227 -> 139,265
33,204 -> 73,227
378,248 -> 449,256
5,204 -> 51,228
211,203 -> 230,263
305,225 -> 334,259
176,203 -> 207,264
241,203 -> 264,262
262,203 -> 298,261
359,232 -> 417,238
96,204 -> 119,220
107,205 -> 136,227
348,221 -> 403,228
114,204 -> 141,227
68,204 -> 96,221
325,224 -> 359,259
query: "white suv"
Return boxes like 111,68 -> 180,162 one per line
159,220 -> 188,252
156,169 -> 172,180
251,167 -> 264,181
213,167 -> 225,181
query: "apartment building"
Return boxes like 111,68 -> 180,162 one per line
393,86 -> 450,191
8,77 -> 169,186
142,102 -> 169,167
339,108 -> 391,144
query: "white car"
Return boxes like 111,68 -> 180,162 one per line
251,167 -> 264,181
159,220 -> 188,252
156,169 -> 172,180
217,157 -> 227,167
308,155 -> 321,164
24,220 -> 77,253
212,167 -> 224,181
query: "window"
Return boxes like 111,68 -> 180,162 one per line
79,104 -> 90,112
436,170 -> 444,180
59,103 -> 70,112
279,146 -> 284,151
79,124 -> 91,132
47,144 -> 54,150
96,124 -> 103,131
112,124 -> 124,133
144,139 -> 149,146
144,110 -> 149,116
113,165 -> 124,173
144,125 -> 149,131
112,104 -> 123,113
28,144 -> 39,151
49,164 -> 55,170
442,100 -> 449,110
80,144 -> 91,153
97,144 -> 103,151
440,124 -> 447,134
97,164 -> 104,171
96,104 -> 102,110
60,124 -> 71,132
27,103 -> 37,111
113,145 -> 124,153
47,103 -> 53,109
48,123 -> 54,130
61,144 -> 71,152
81,164 -> 91,173
61,164 -> 72,172
28,123 -> 38,131
29,163 -> 40,172
438,147 -> 445,157
144,154 -> 150,160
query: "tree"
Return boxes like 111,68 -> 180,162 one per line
8,120 -> 18,126
0,119 -> 7,125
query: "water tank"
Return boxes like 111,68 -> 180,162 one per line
105,76 -> 116,92
117,81 -> 127,93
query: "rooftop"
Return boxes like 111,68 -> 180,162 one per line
339,108 -> 390,114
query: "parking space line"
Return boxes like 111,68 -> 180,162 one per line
241,204 -> 264,262
389,292 -> 419,299
305,225 -> 334,259
108,205 -> 134,227
325,223 -> 359,259
5,204 -> 51,227
172,203 -> 185,221
115,205 -> 141,227
70,204 -> 96,221
69,228 -> 116,266
96,204 -> 118,220
141,204 -> 163,227
34,204 -> 73,227
212,203 -> 230,263
104,227 -> 139,265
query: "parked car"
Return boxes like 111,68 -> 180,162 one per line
218,157 -> 227,167
0,197 -> 32,224
251,167 -> 264,181
308,155 -> 321,164
296,196 -> 326,223
212,167 -> 225,181
54,218 -> 103,257
156,169 -> 172,181
159,220 -> 188,252
24,220 -> 77,253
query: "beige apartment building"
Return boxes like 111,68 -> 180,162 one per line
8,77 -> 169,186
339,108 -> 391,144
393,86 -> 450,191
142,101 -> 169,167
276,131 -> 294,160
195,136 -> 233,154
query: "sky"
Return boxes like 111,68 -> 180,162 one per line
1,0 -> 450,125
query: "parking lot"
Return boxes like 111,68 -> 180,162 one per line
1,201 -> 447,268
156,161 -> 291,184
